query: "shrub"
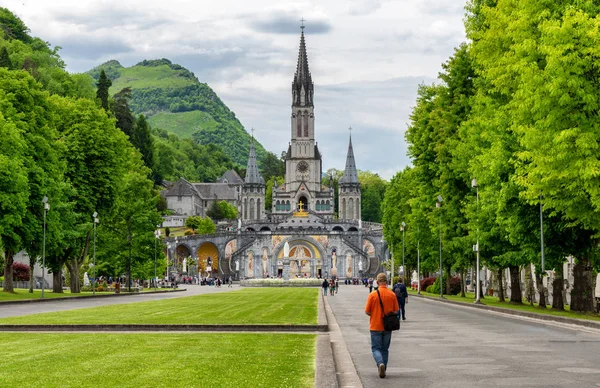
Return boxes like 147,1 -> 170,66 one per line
12,262 -> 30,281
184,229 -> 195,236
420,276 -> 436,291
427,275 -> 462,295
165,227 -> 171,237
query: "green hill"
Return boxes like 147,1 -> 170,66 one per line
87,59 -> 267,166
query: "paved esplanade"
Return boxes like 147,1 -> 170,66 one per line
0,285 -> 238,319
328,285 -> 600,388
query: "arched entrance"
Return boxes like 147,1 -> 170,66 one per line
196,242 -> 218,278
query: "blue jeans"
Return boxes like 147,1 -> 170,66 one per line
370,330 -> 392,368
322,287 -> 328,296
398,297 -> 406,319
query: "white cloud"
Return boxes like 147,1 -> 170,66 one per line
5,0 -> 466,180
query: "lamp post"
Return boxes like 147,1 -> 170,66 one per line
166,243 -> 171,284
540,200 -> 545,273
436,195 -> 443,299
417,230 -> 421,294
41,197 -> 50,299
154,230 -> 161,291
401,221 -> 406,284
92,212 -> 99,296
472,179 -> 481,304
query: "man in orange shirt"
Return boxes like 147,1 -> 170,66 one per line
365,272 -> 399,378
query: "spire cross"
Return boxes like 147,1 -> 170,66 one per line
300,17 -> 306,30
251,127 -> 255,138
348,126 -> 352,134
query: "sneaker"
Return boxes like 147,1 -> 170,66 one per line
402,317 -> 406,321
378,363 -> 386,378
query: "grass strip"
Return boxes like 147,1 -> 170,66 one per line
411,289 -> 600,321
0,288 -> 319,325
0,332 -> 316,388
0,288 -> 177,301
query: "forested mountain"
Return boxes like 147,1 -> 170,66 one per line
87,59 -> 268,166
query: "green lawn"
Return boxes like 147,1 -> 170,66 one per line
0,288 -> 319,325
0,333 -> 315,388
411,289 -> 600,321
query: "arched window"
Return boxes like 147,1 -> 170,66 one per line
349,198 -> 354,219
356,198 -> 360,220
257,199 -> 261,218
304,111 -> 309,137
341,198 -> 346,219
276,200 -> 281,211
297,114 -> 302,137
326,200 -> 331,210
286,200 -> 291,211
243,198 -> 247,220
250,198 -> 255,220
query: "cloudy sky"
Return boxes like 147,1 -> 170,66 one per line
4,0 -> 467,179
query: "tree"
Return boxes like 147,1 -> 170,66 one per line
0,46 -> 11,69
95,69 -> 111,111
0,7 -> 32,42
133,114 -> 156,180
113,87 -> 135,139
218,201 -> 237,220
196,217 -> 216,234
261,151 -> 285,182
185,216 -> 202,231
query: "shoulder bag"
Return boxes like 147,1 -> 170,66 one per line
376,289 -> 400,331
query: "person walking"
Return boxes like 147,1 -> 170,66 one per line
393,278 -> 408,320
329,278 -> 335,296
335,279 -> 339,294
368,278 -> 374,293
322,278 -> 329,296
365,273 -> 399,378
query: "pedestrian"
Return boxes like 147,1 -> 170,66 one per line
228,276 -> 232,287
322,278 -> 329,296
368,278 -> 374,293
365,273 -> 399,378
335,279 -> 339,294
329,278 -> 335,295
392,278 -> 408,321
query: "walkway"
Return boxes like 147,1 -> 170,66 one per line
327,285 -> 600,388
0,284 -> 238,319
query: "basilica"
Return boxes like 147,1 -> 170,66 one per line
164,27 -> 385,280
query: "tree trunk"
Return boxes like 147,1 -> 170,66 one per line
2,249 -> 15,292
497,268 -> 505,302
552,266 -> 564,310
571,256 -> 595,312
460,269 -> 466,297
66,259 -> 81,293
28,254 -> 35,293
535,269 -> 547,309
509,265 -> 522,304
52,270 -> 63,293
479,280 -> 485,299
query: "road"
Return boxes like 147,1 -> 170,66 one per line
0,285 -> 238,319
327,284 -> 600,388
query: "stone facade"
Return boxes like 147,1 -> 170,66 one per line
164,28 -> 380,279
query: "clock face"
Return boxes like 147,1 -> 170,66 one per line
297,161 -> 309,174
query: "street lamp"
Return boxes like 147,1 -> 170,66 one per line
436,195 -> 443,299
154,230 -> 161,291
41,197 -> 50,299
166,243 -> 171,283
472,179 -> 482,304
92,212 -> 99,296
540,199 -> 545,273
401,221 -> 406,284
417,226 -> 421,294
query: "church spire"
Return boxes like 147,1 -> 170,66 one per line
244,129 -> 264,185
292,25 -> 313,106
340,130 -> 359,185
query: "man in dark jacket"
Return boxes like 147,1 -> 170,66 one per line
392,278 -> 408,320
322,278 -> 329,296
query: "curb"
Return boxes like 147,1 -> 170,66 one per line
413,293 -> 600,330
315,293 -> 339,388
0,323 -> 328,332
0,289 -> 186,305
